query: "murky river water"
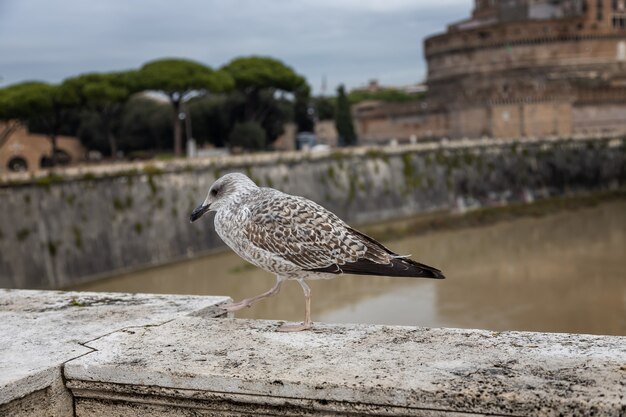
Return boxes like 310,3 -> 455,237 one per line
74,200 -> 626,336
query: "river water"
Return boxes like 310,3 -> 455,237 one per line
74,200 -> 626,336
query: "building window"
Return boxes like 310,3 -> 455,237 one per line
618,41 -> 626,60
597,0 -> 604,20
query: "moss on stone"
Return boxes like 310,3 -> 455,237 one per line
69,297 -> 86,307
133,222 -> 143,235
143,165 -> 164,176
72,226 -> 83,249
147,175 -> 158,195
35,173 -> 64,188
65,193 -> 76,206
113,197 -> 124,211
47,241 -> 59,257
365,149 -> 390,163
16,228 -> 30,241
401,153 -> 422,189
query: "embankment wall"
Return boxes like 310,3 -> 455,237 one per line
1,136 -> 624,289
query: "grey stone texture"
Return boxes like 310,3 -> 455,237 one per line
1,137 -> 625,289
1,290 -> 625,416
65,318 -> 626,416
0,289 -> 230,417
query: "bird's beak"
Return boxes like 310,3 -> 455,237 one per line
190,203 -> 211,223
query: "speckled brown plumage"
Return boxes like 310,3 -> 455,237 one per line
190,172 -> 444,331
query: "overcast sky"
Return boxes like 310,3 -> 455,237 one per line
0,0 -> 471,94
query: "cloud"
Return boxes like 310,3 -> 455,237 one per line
0,0 -> 472,92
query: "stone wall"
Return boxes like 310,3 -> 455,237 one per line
1,136 -> 624,289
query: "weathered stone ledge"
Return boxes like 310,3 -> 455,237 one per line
1,290 -> 625,416
0,289 -> 230,417
0,134 -> 622,186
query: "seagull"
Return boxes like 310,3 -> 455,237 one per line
190,173 -> 444,332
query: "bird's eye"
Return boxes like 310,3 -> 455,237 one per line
211,188 -> 218,197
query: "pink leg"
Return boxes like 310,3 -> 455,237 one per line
277,279 -> 312,332
223,276 -> 284,312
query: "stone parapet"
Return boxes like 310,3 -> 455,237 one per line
2,290 -> 625,416
0,289 -> 230,417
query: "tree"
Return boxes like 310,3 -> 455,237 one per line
0,81 -> 80,164
118,96 -> 173,154
221,56 -> 308,142
187,93 -> 244,148
335,85 -> 357,146
314,96 -> 335,121
228,121 -> 266,151
138,58 -> 234,156
64,70 -> 139,158
294,92 -> 314,132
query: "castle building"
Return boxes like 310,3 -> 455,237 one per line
354,0 -> 626,143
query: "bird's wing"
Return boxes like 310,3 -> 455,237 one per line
243,193 -> 394,271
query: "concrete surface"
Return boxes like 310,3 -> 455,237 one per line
0,289 -> 230,417
65,318 -> 626,416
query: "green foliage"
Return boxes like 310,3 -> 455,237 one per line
16,228 -> 30,241
222,56 -> 306,93
138,58 -> 234,156
222,56 -> 308,142
72,226 -> 83,249
65,71 -> 139,157
1,56 -> 312,157
0,81 -> 80,164
314,96 -> 335,120
347,89 -> 426,104
69,298 -> 86,307
294,92 -> 314,132
139,58 -> 233,97
142,164 -> 164,175
335,85 -> 357,146
187,94 -> 240,147
35,173 -> 65,187
228,121 -> 267,151
118,96 -> 173,152
47,241 -> 59,257
64,71 -> 138,106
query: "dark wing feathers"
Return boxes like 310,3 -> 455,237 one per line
334,227 -> 445,279
244,192 -> 444,279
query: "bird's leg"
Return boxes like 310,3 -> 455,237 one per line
223,276 -> 284,312
277,279 -> 312,332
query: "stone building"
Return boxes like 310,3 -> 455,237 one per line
354,0 -> 626,143
0,122 -> 85,173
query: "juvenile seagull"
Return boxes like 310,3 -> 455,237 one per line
190,173 -> 444,332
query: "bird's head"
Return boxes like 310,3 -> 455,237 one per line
190,173 -> 258,222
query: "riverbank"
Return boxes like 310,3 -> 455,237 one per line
1,136 -> 624,289
360,188 -> 626,242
